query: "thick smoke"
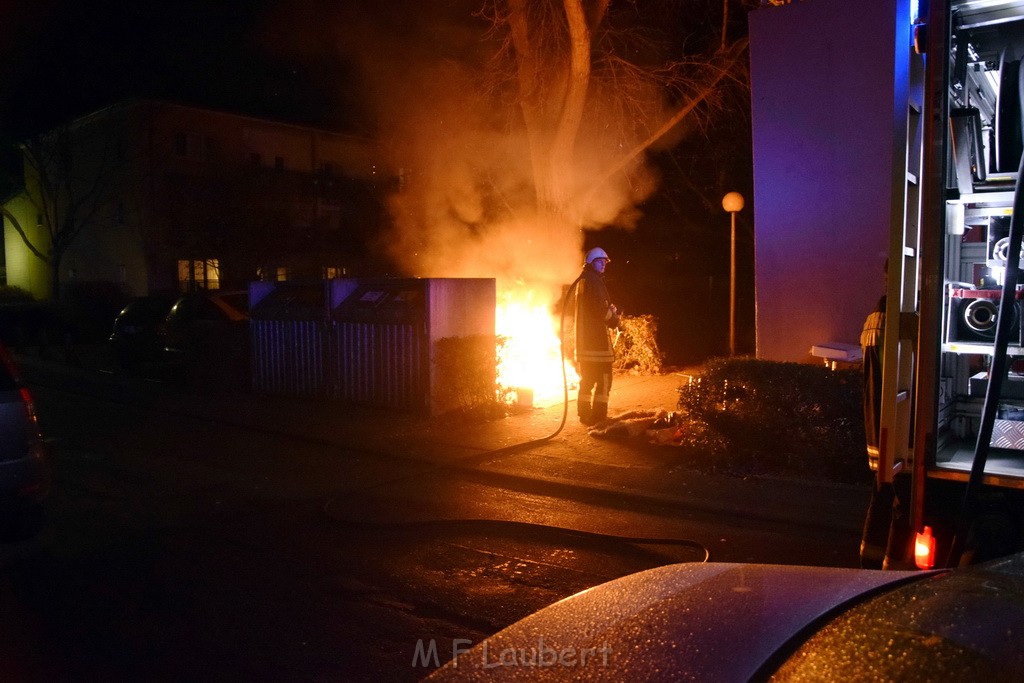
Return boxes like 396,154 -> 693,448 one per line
327,2 -> 662,294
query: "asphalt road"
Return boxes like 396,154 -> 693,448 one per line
1,366 -> 862,681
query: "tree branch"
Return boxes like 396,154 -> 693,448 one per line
0,207 -> 49,263
578,38 -> 748,221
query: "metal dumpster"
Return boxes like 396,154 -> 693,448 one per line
251,278 -> 495,413
250,281 -> 336,397
330,279 -> 427,410
330,278 -> 495,413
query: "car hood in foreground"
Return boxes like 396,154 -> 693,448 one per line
427,561 -> 924,681
774,552 -> 1024,680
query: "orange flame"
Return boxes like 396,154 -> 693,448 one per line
496,288 -> 578,406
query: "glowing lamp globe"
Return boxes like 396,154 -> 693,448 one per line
722,192 -> 745,213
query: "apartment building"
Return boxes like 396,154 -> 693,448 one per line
2,99 -> 392,301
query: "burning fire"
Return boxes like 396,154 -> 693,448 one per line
496,288 -> 579,407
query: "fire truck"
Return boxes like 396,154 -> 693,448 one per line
893,0 -> 1024,569
749,0 -> 1023,569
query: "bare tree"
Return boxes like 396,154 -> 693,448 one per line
481,0 -> 750,225
1,119 -> 128,300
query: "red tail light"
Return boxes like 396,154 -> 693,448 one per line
20,385 -> 39,425
1,345 -> 40,433
915,526 -> 936,569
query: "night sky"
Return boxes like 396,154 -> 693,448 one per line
0,0 -> 369,139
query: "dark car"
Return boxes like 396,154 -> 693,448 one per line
0,343 -> 50,541
158,290 -> 250,389
427,553 -> 1024,680
107,294 -> 177,372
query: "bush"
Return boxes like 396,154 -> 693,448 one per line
433,334 -> 506,419
0,294 -> 59,348
676,357 -> 869,483
614,314 -> 664,374
0,285 -> 34,303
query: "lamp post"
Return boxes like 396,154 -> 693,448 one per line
722,191 -> 745,356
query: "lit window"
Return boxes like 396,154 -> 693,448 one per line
324,267 -> 347,279
177,258 -> 221,292
256,266 -> 287,282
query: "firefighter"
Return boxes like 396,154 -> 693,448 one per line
575,247 -> 621,426
859,258 -> 912,569
859,288 -> 890,568
861,290 -> 885,474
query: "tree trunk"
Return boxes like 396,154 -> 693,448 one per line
49,251 -> 62,302
507,0 -> 554,212
547,0 -> 591,211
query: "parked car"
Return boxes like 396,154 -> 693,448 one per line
158,290 -> 250,389
0,343 -> 50,542
107,294 -> 177,372
427,552 -> 1024,680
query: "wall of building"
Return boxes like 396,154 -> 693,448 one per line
3,188 -> 53,299
748,0 -> 910,361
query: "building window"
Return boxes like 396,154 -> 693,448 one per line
257,266 -> 288,282
173,131 -> 217,160
323,267 -> 347,279
177,259 -> 221,292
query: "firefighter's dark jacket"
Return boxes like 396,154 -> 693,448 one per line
575,266 -> 620,364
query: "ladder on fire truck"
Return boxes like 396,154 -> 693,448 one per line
877,15 -> 926,493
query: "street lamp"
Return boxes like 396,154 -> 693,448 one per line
722,191 -> 745,356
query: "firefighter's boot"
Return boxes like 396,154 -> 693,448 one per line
592,401 -> 609,425
578,399 -> 593,426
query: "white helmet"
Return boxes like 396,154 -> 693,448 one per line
585,247 -> 610,264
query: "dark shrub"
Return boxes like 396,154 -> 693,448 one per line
434,334 -> 505,418
0,289 -> 60,348
0,285 -> 34,303
676,357 -> 869,483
